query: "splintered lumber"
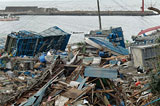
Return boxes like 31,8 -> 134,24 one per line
98,78 -> 111,105
64,64 -> 78,68
96,93 -> 110,106
62,88 -> 83,99
103,55 -> 129,61
66,65 -> 84,82
94,90 -> 114,93
129,87 -> 150,98
99,79 -> 106,90
10,57 -> 38,61
16,70 -> 64,106
3,59 -> 63,105
70,84 -> 95,104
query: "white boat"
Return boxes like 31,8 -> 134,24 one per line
0,14 -> 19,21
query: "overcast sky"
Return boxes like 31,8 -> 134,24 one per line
0,0 -> 159,11
0,0 -> 66,1
0,0 -> 51,1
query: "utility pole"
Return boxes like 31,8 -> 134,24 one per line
97,0 -> 102,30
141,0 -> 144,12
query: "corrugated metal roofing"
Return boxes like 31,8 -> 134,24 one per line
88,37 -> 129,55
84,66 -> 118,79
9,30 -> 42,38
39,26 -> 70,37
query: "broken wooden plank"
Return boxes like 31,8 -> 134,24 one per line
94,90 -> 114,93
62,88 -> 83,99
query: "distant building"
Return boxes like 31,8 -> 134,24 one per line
5,6 -> 39,12
45,8 -> 59,13
4,6 -> 59,14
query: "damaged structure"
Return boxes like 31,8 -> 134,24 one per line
131,26 -> 160,69
131,44 -> 160,68
5,26 -> 71,56
85,27 -> 129,56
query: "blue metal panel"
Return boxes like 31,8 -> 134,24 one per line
16,75 -> 59,106
84,66 -> 118,79
60,34 -> 71,51
77,75 -> 84,82
82,57 -> 94,64
78,77 -> 88,90
18,82 -> 51,106
109,27 -> 126,48
89,37 -> 129,55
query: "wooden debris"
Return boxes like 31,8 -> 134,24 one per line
62,88 -> 83,99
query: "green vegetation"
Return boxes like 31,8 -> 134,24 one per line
149,38 -> 160,105
76,42 -> 86,54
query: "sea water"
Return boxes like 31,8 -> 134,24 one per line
0,0 -> 159,44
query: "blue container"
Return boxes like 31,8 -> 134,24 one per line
39,54 -> 46,63
99,51 -> 105,57
96,32 -> 102,35
24,71 -> 31,76
109,60 -> 118,65
99,51 -> 109,58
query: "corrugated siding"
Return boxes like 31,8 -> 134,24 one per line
84,66 -> 117,79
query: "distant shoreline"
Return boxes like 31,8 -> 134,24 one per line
0,6 -> 158,16
0,11 -> 157,16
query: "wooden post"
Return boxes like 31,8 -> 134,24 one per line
97,0 -> 102,30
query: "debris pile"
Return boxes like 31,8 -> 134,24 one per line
0,26 -> 160,106
0,51 -> 129,106
0,50 -> 156,106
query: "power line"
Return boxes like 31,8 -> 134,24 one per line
112,0 -> 157,26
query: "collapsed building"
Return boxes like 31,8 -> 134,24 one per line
131,26 -> 160,69
5,26 -> 71,56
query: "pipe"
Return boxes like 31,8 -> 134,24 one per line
141,0 -> 144,12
